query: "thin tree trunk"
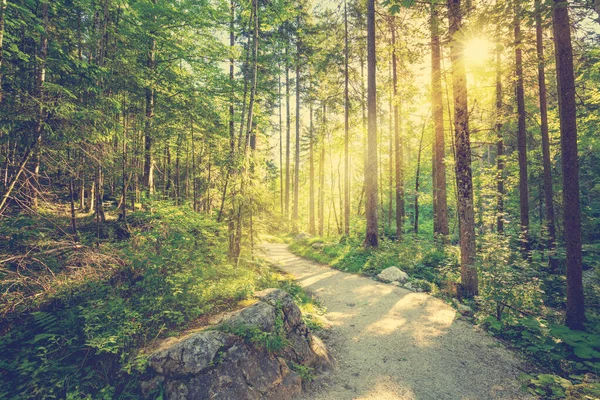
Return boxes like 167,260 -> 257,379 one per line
414,121 -> 426,234
318,103 -> 326,236
514,0 -> 530,257
293,14 -> 301,232
143,1 -> 157,197
448,0 -> 478,297
552,0 -> 585,330
365,0 -> 379,247
0,0 -> 6,104
431,2 -> 449,240
285,46 -> 291,221
279,73 -> 284,214
536,0 -> 557,269
391,17 -> 404,240
344,0 -> 351,235
495,22 -> 505,234
309,100 -> 316,235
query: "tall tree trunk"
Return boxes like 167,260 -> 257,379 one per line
318,103 -> 326,236
285,46 -> 291,221
552,0 -> 585,330
0,0 -> 6,104
391,17 -> 404,240
143,0 -> 157,197
414,122 -> 426,234
309,100 -> 315,235
293,14 -> 301,232
495,22 -> 505,234
514,0 -> 530,256
365,0 -> 378,247
279,73 -> 284,214
431,3 -> 449,240
344,0 -> 351,235
448,0 -> 477,297
536,0 -> 557,269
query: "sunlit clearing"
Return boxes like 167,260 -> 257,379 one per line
464,37 -> 491,66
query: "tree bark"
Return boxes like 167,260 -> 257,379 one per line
0,0 -> 6,104
552,0 -> 585,330
365,0 -> 378,247
143,0 -> 157,197
448,0 -> 477,297
293,14 -> 301,232
391,17 -> 404,240
318,103 -> 326,236
309,100 -> 316,235
285,45 -> 291,221
344,0 -> 351,236
495,22 -> 505,234
536,0 -> 557,268
514,0 -> 530,256
431,3 -> 449,240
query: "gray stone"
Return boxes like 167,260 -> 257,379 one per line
294,232 -> 310,241
452,299 -> 473,315
377,267 -> 409,283
143,289 -> 331,400
311,242 -> 324,250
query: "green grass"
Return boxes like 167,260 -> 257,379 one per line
289,235 -> 457,288
0,202 -> 316,399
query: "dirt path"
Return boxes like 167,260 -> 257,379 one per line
262,243 -> 532,400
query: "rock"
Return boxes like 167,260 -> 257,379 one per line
377,267 -> 409,284
403,282 -> 413,291
311,242 -> 324,250
452,299 -> 473,315
143,289 -> 331,400
294,232 -> 310,241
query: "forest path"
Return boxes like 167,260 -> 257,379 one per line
262,243 -> 532,400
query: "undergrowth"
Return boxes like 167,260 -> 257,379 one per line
0,202 -> 305,399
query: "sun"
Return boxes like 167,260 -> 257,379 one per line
464,37 -> 492,66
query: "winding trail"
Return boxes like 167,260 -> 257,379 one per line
262,243 -> 532,400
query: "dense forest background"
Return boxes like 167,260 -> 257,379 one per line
1,0 -> 600,398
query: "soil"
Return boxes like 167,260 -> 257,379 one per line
262,243 -> 533,400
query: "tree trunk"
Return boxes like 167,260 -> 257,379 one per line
514,0 -> 530,257
344,0 -> 351,236
414,121 -> 426,234
431,3 -> 449,240
285,46 -> 291,221
552,0 -> 585,330
143,4 -> 156,197
365,0 -> 378,247
0,0 -> 6,104
448,0 -> 477,297
318,103 -> 326,236
309,100 -> 316,235
536,0 -> 557,269
279,73 -> 284,214
293,15 -> 301,232
495,22 -> 505,234
391,17 -> 404,240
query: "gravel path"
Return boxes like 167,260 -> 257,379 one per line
262,243 -> 532,400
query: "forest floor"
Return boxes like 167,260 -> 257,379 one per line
262,243 -> 534,400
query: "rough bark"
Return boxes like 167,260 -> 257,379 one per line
344,0 -> 351,236
536,0 -> 557,267
495,24 -> 505,234
514,0 -> 530,256
552,0 -> 585,329
365,0 -> 378,247
431,3 -> 449,240
391,18 -> 404,240
293,15 -> 301,232
448,0 -> 477,296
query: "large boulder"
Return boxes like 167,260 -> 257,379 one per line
377,266 -> 409,283
143,289 -> 332,399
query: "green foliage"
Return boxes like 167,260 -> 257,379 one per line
289,361 -> 316,382
476,233 -> 544,322
289,235 -> 455,286
219,301 -> 289,353
0,202 -> 281,399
